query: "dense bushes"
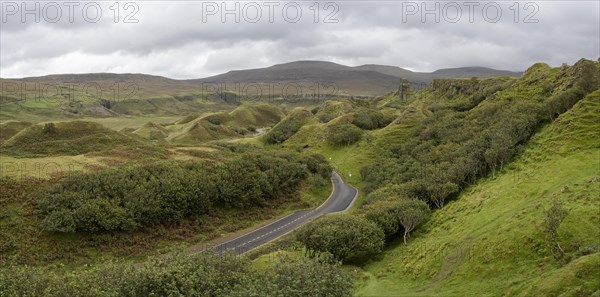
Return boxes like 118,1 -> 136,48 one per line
325,122 -> 363,146
361,61 -> 600,210
0,252 -> 353,297
296,214 -> 385,263
36,161 -> 216,233
359,197 -> 430,243
351,108 -> 393,130
35,152 -> 331,233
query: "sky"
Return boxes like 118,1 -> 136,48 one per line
1,1 -> 599,79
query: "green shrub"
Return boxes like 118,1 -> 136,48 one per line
325,122 -> 363,146
0,253 -> 353,297
296,214 -> 385,263
35,151 -> 330,233
351,108 -> 392,130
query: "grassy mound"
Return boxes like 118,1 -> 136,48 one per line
168,118 -> 241,144
355,90 -> 600,296
132,122 -> 170,140
263,108 -> 318,144
314,100 -> 355,123
0,121 -> 32,144
0,121 -> 140,156
227,104 -> 285,128
169,104 -> 284,143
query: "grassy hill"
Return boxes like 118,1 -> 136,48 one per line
0,121 -> 141,156
167,118 -> 241,144
226,104 -> 285,128
132,122 -> 170,140
166,104 -> 284,144
263,108 -> 319,144
0,121 -> 33,144
355,90 -> 600,296
0,74 -> 233,122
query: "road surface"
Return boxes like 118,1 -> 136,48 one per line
211,171 -> 357,255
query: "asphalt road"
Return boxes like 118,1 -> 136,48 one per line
211,171 -> 357,255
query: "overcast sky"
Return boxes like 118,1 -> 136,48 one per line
1,1 -> 598,79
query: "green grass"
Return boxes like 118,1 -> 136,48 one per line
85,115 -> 183,130
0,121 -> 142,157
0,155 -> 103,179
226,103 -> 285,128
0,121 -> 33,144
354,90 -> 600,296
132,122 -> 169,140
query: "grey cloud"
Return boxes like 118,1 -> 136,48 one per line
1,1 -> 598,78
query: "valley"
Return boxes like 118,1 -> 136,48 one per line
0,59 -> 598,296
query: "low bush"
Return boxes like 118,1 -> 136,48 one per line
296,214 -> 385,264
35,152 -> 331,233
0,252 -> 353,296
325,122 -> 363,146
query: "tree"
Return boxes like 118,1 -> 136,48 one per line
396,199 -> 430,244
296,214 -> 385,263
42,122 -> 57,134
362,184 -> 406,205
360,199 -> 401,237
427,181 -> 459,209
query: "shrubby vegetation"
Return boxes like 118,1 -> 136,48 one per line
361,59 -> 600,210
0,252 -> 353,297
296,214 -> 385,263
351,107 -> 393,130
35,151 -> 331,233
295,59 -> 599,263
325,122 -> 363,146
359,197 -> 430,243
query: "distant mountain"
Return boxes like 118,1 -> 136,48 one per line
189,61 -> 403,96
190,61 -> 522,96
2,73 -> 202,99
430,66 -> 523,78
1,61 -> 522,98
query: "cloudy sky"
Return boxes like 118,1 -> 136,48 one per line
1,1 -> 598,79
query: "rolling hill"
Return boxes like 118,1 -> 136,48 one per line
0,121 -> 141,156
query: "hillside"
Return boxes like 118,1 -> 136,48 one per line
164,104 -> 284,143
355,90 -> 600,296
0,121 -> 141,156
1,62 -> 522,123
0,73 -> 232,122
0,121 -> 33,144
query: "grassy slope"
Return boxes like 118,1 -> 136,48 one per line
226,103 -> 285,128
0,121 -> 33,144
356,90 -> 600,296
0,121 -> 142,157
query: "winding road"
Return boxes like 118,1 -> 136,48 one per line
211,171 -> 357,255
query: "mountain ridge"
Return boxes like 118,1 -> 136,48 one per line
1,61 -> 523,97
